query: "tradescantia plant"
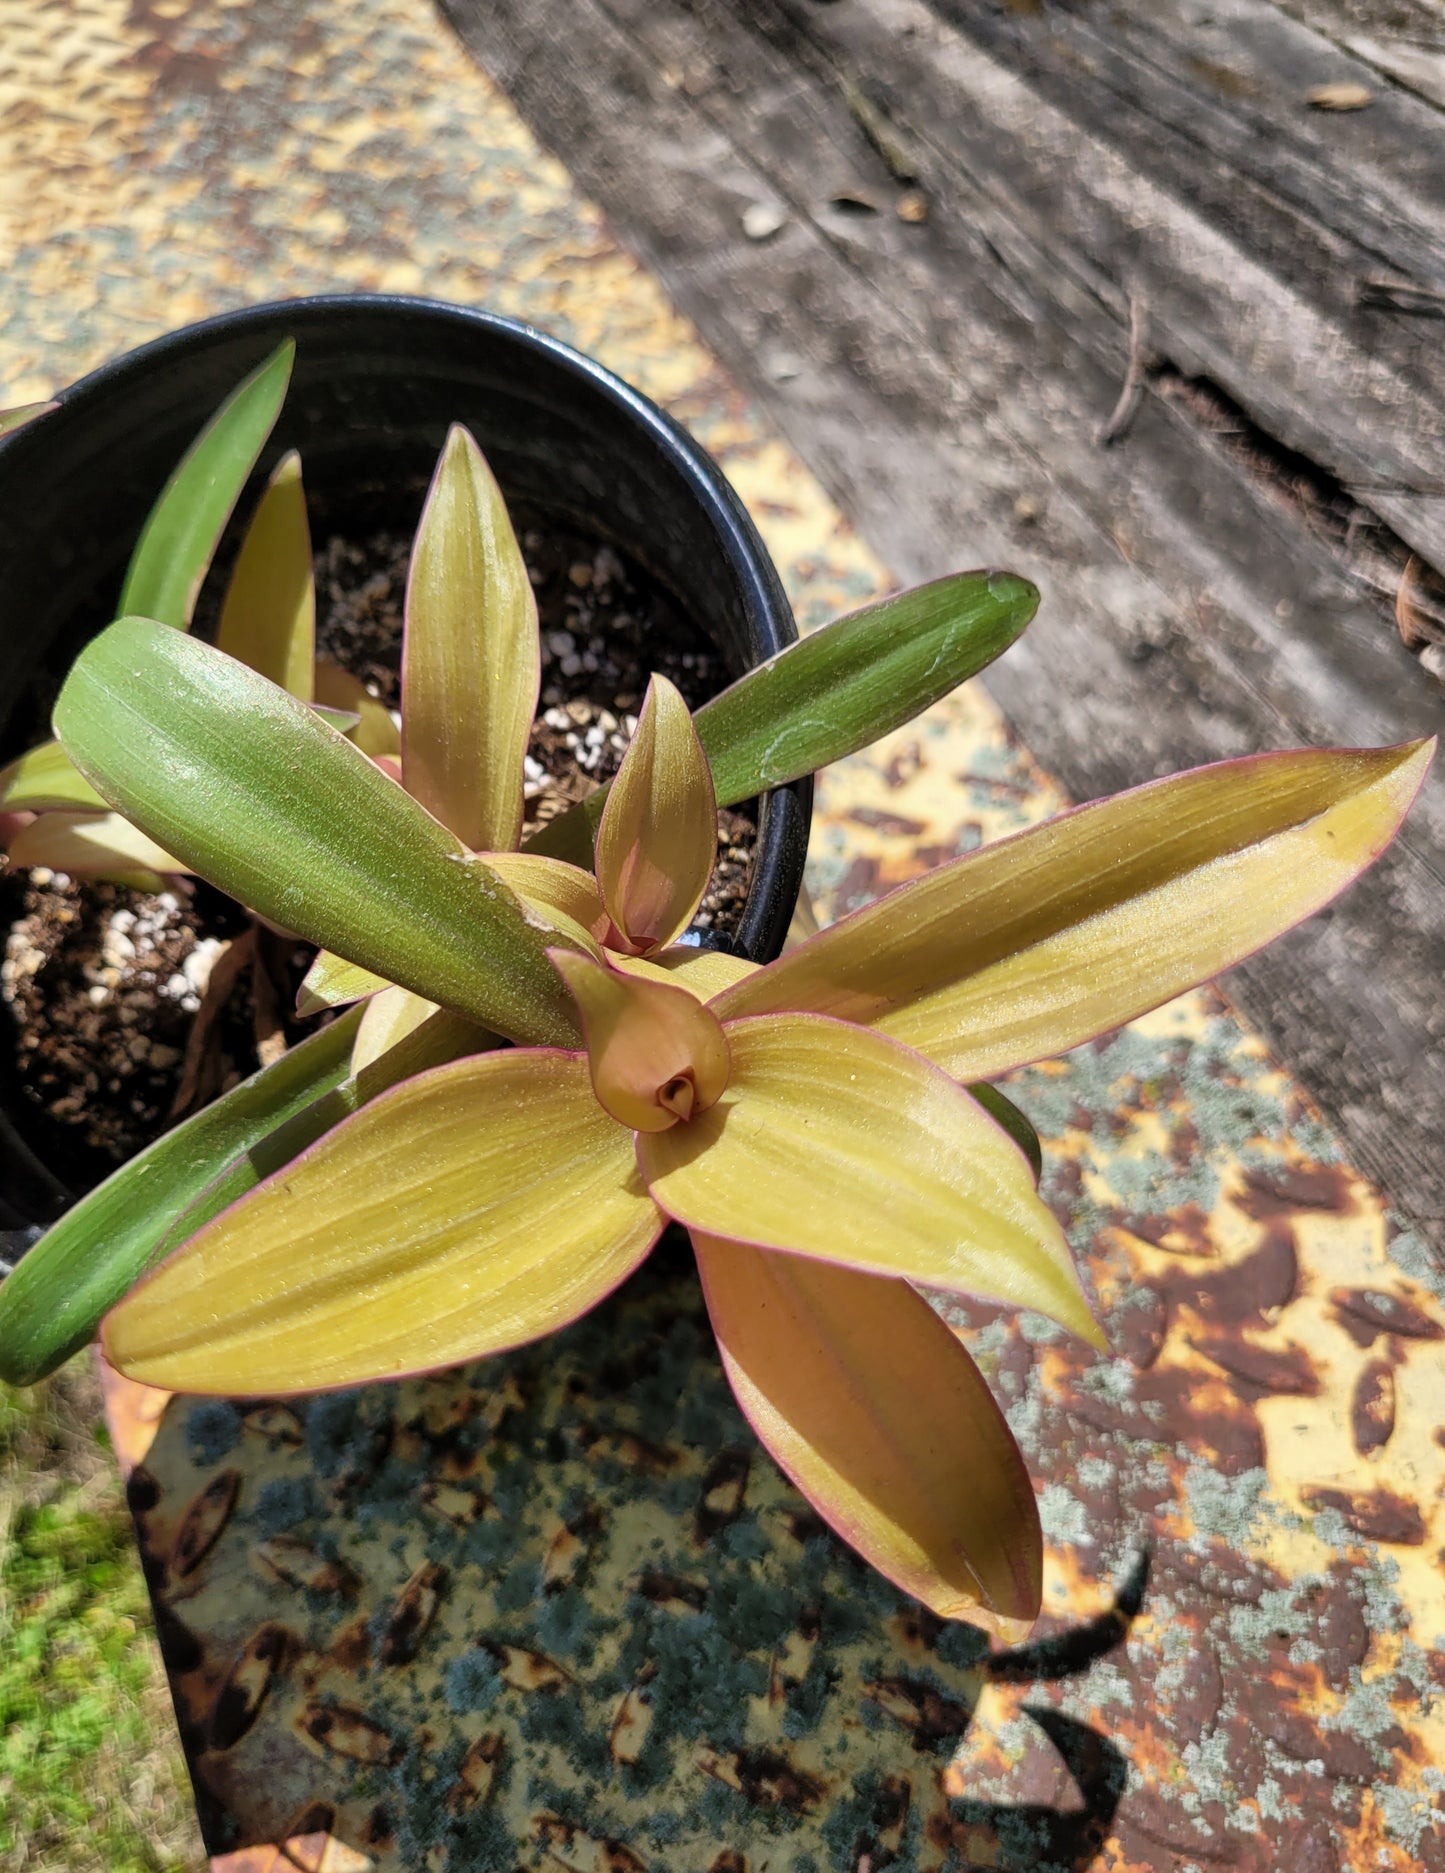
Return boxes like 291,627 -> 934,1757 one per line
0,344 -> 1046,1372
0,344 -> 1432,1640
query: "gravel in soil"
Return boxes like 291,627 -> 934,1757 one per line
3,516 -> 758,1194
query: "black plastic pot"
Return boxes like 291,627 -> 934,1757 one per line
0,295 -> 811,1238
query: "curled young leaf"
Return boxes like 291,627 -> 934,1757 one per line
297,950 -> 392,1016
312,659 -> 401,759
484,852 -> 609,942
0,399 -> 59,439
550,948 -> 731,1133
216,451 -> 315,701
594,674 -> 717,954
351,985 -> 440,1075
402,425 -> 539,853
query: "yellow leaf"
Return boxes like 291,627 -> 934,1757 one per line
550,949 -> 731,1133
312,658 -> 401,758
613,945 -> 760,1000
8,810 -> 182,885
296,949 -> 391,1015
640,1014 -> 1100,1343
0,740 -> 107,813
402,426 -> 538,852
484,851 -> 609,940
696,1239 -> 1041,1634
716,742 -> 1432,1081
103,1050 -> 662,1393
593,675 -> 716,953
351,985 -> 440,1074
216,452 -> 315,701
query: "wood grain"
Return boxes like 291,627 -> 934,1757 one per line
441,0 -> 1445,1244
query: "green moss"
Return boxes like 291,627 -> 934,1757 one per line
0,1370 -> 200,1872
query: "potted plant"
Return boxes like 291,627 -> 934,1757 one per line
0,301 -> 1430,1867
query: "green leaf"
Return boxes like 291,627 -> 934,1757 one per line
117,341 -> 294,629
968,1083 -> 1043,1185
0,740 -> 107,813
525,570 -> 1039,865
0,1006 -> 364,1387
55,618 -> 579,1046
0,399 -> 59,439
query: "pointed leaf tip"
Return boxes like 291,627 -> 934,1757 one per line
118,340 -> 294,630
594,673 -> 717,953
550,948 -> 730,1133
696,1243 -> 1043,1631
718,739 -> 1434,1083
402,424 -> 539,852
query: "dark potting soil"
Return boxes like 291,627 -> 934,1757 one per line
2,517 -> 758,1197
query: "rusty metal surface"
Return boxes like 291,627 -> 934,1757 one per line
4,1 -> 1443,1867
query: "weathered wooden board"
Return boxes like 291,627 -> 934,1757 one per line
441,0 -> 1445,1245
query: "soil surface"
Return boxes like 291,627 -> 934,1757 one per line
2,517 -> 757,1201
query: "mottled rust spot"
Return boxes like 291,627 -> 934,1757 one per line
531,1814 -> 647,1871
863,1676 -> 971,1749
695,1745 -> 826,1812
1330,1286 -> 1443,1347
481,1640 -> 573,1693
277,1800 -> 336,1844
607,1678 -> 653,1765
378,1560 -> 444,1666
1113,1203 -> 1216,1258
447,1731 -> 504,1813
420,1480 -> 489,1526
170,1468 -> 240,1579
543,1504 -> 602,1590
1171,1226 -> 1298,1322
1350,1358 -> 1397,1455
1237,1164 -> 1356,1218
1189,1330 -> 1320,1399
1259,1705 -> 1378,1781
633,1568 -> 708,1613
576,1426 -> 676,1472
847,804 -> 928,837
1302,1485 -> 1426,1545
209,1622 -> 290,1752
296,1701 -> 398,1765
695,1447 -> 750,1541
240,1404 -> 304,1447
255,1537 -> 359,1598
